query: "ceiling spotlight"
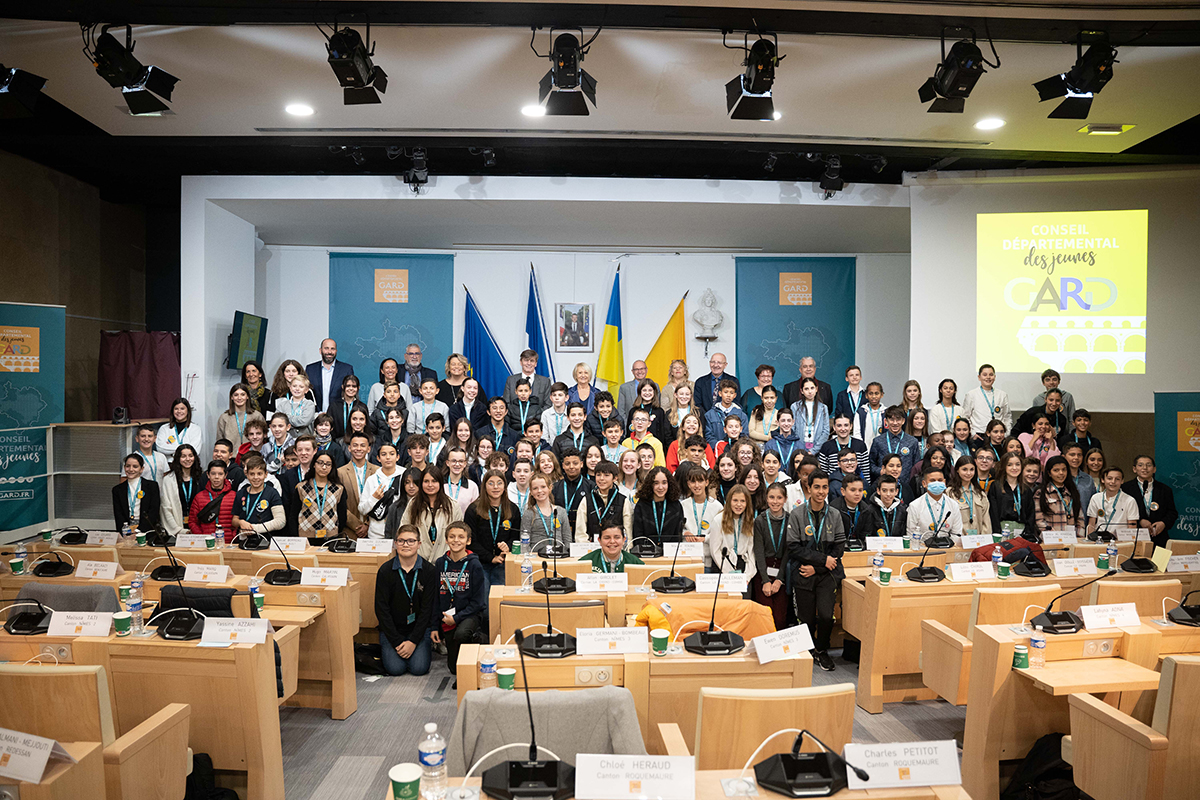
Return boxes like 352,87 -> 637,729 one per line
285,103 -> 314,116
975,117 -> 1005,130
857,154 -> 888,173
0,64 -> 47,119
1034,36 -> 1117,120
918,28 -> 999,114
404,148 -> 429,193
82,24 -> 179,116
323,20 -> 388,105
531,28 -> 599,116
819,156 -> 844,193
724,31 -> 785,121
468,147 -> 496,167
762,153 -> 778,172
521,103 -> 547,117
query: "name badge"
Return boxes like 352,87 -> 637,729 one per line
569,542 -> 601,557
183,563 -> 231,583
766,566 -> 780,579
175,534 -> 209,549
1052,557 -> 1098,577
1041,530 -> 1077,545
575,626 -> 647,655
301,567 -> 349,587
355,538 -> 392,553
959,534 -> 993,549
947,562 -> 994,582
1080,602 -> 1140,631
576,573 -> 629,592
47,611 -> 112,637
76,560 -> 119,580
1167,554 -> 1200,573
844,740 -> 961,790
86,530 -> 119,545
272,536 -> 309,552
864,536 -> 906,551
695,573 -> 748,594
574,754 -> 695,800
752,625 -> 814,665
0,727 -> 77,784
201,617 -> 270,645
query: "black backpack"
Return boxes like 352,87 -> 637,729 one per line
1000,733 -> 1081,800
185,753 -> 239,800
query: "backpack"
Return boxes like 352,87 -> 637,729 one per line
185,753 -> 239,800
1000,733 -> 1080,800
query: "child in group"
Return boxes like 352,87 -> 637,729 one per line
1086,465 -> 1140,538
369,381 -> 407,439
855,474 -> 907,539
853,382 -> 885,447
576,461 -> 632,541
714,414 -> 744,458
706,485 -> 756,594
541,382 -> 571,442
424,414 -> 449,464
833,365 -> 867,421
1059,408 -> 1101,453
127,423 -> 170,483
752,483 -> 790,628
553,448 -> 592,539
703,379 -> 749,448
408,379 -> 451,436
622,408 -> 666,467
430,521 -> 487,672
868,406 -> 918,483
585,391 -> 622,442
240,418 -> 269,466
261,413 -> 295,474
787,470 -> 845,672
506,378 -> 544,435
578,522 -> 644,572
281,375 -> 317,436
905,467 -> 964,546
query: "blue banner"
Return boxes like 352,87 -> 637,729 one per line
462,289 -> 512,401
0,302 -> 65,430
1155,392 -> 1200,541
328,254 -> 455,385
735,257 -> 856,387
0,427 -> 49,531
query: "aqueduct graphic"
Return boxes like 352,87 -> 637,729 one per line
1016,315 -> 1147,374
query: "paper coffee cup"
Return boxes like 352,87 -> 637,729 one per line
878,566 -> 892,585
1013,645 -> 1029,669
119,585 -> 132,602
41,530 -> 52,541
113,611 -> 132,636
388,763 -> 423,800
136,531 -> 147,546
902,537 -> 911,549
9,557 -> 25,575
650,628 -> 669,656
511,542 -> 521,555
997,562 -> 1011,580
253,593 -> 265,610
497,667 -> 517,689
992,533 -> 1002,543
205,535 -> 216,550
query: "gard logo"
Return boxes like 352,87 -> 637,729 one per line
374,269 -> 409,303
779,273 -> 812,306
0,326 -> 39,372
1179,412 -> 1200,453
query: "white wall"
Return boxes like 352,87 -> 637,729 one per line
908,168 -> 1200,413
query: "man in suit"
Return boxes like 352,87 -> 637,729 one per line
503,349 -> 552,406
305,338 -> 354,413
337,431 -> 379,538
401,343 -> 439,398
1122,454 -> 1179,547
782,356 -> 833,412
694,352 -> 738,414
616,360 -> 648,421
278,435 -> 316,536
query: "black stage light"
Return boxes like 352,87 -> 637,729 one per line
919,39 -> 987,114
326,22 -> 388,105
0,65 -> 47,119
1034,38 -> 1117,120
763,152 -> 778,172
724,32 -> 785,122
819,155 -> 844,193
534,29 -> 599,116
404,148 -> 429,192
86,24 -> 179,116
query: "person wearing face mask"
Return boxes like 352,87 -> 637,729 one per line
905,468 -> 963,546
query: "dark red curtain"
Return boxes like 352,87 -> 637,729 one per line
98,331 -> 181,420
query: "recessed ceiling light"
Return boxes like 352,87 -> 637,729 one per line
1077,123 -> 1135,135
975,117 -> 1005,130
772,111 -> 782,121
521,104 -> 547,117
285,103 -> 314,116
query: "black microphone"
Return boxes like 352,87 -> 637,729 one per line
521,564 -> 577,659
481,630 -> 575,800
926,510 -> 955,549
151,544 -> 204,640
651,535 -> 697,594
629,536 -> 663,559
755,728 -> 869,796
31,550 -> 73,577
1121,526 -> 1156,574
533,546 -> 575,595
1168,589 -> 1200,627
1030,569 -> 1118,634
321,534 -> 357,553
684,546 -> 745,655
3,598 -> 51,635
905,544 -> 945,583
265,536 -> 301,586
150,541 -> 187,582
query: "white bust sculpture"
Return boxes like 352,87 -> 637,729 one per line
692,288 -> 724,337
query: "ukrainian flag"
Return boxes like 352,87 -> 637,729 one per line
596,267 -> 624,387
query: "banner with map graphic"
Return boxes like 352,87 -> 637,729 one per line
735,257 -> 856,388
1156,392 -> 1200,541
976,210 -> 1148,375
328,254 -> 454,387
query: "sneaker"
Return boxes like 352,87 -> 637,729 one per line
816,650 -> 836,672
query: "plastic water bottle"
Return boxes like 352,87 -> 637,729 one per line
14,541 -> 27,574
418,723 -> 447,800
248,577 -> 264,612
991,548 -> 1003,573
910,531 -> 922,550
1029,626 -> 1046,669
521,554 -> 533,586
1106,542 -> 1118,569
871,552 -> 884,580
214,522 -> 225,549
520,525 -> 531,555
121,523 -> 132,540
479,647 -> 498,689
129,575 -> 145,635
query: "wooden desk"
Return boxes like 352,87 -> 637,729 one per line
259,581 -> 359,720
0,630 -> 82,663
141,574 -> 253,617
1,571 -> 130,604
503,554 -> 705,586
73,634 -> 284,800
487,585 -> 625,642
307,549 -> 390,628
840,543 -> 1074,570
1016,658 -> 1163,696
0,741 -> 104,800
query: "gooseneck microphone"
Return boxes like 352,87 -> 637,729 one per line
684,547 -> 746,655
2,599 -> 52,635
1121,526 -> 1156,574
651,536 -> 697,594
905,544 -> 945,583
755,729 -> 870,797
1030,569 -> 1118,634
151,544 -> 205,640
265,536 -> 301,586
533,546 -> 575,595
150,543 -> 186,582
926,510 -> 955,549
520,562 -> 577,659
1168,589 -> 1200,627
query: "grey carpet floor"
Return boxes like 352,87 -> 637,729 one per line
278,648 -> 967,800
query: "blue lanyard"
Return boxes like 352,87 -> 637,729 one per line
981,389 -> 996,417
355,465 -> 367,493
652,501 -> 666,538
941,404 -> 954,431
518,401 -> 530,428
965,490 -> 975,523
442,558 -> 468,598
489,507 -> 503,542
886,432 -> 899,454
535,507 -> 556,540
601,552 -> 623,573
492,426 -> 504,449
564,479 -> 581,512
127,482 -> 138,518
1011,484 -> 1023,516
515,488 -> 529,509
1103,494 -> 1120,528
447,477 -> 465,500
780,441 -> 795,472
592,490 -> 618,524
1050,484 -> 1073,517
244,489 -> 265,518
882,507 -> 897,536
691,498 -> 708,533
552,412 -> 566,437
868,408 -> 881,434
142,453 -> 157,481
767,515 -> 784,552
398,562 -> 419,600
759,409 -> 776,436
235,411 -> 246,438
314,484 -> 329,519
808,508 -> 825,543
343,403 -> 351,433
925,495 -> 946,534
848,389 -> 861,410
572,431 -> 585,450
604,444 -> 623,462
181,479 -> 195,508
733,518 -> 742,552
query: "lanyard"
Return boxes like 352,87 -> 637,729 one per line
767,515 -> 784,552
127,481 -> 139,518
925,495 -> 946,533
447,478 -> 464,500
604,444 -> 622,462
142,453 -> 157,481
514,487 -> 529,510
442,558 -> 469,598
343,403 -> 351,433
1103,493 -> 1121,528
429,439 -> 445,462
571,430 -> 585,451
885,432 -> 900,454
175,423 -> 187,441
289,398 -> 301,418
355,464 -> 367,493
941,404 -> 954,431
398,562 -> 419,601
314,483 -> 329,519
1050,484 -> 1073,516
235,411 -> 246,438
492,426 -> 504,449
964,490 -> 975,523
181,478 -> 195,508
244,489 -> 265,518
535,507 -> 556,541
489,507 -> 503,542
563,479 -> 582,512
601,552 -> 623,573
419,401 -> 434,432
848,389 -> 861,410
981,388 -> 996,417
518,401 -> 530,429
808,507 -> 825,543
850,505 -> 861,527
652,500 -> 666,538
780,441 -> 796,472
882,507 -> 897,536
691,498 -> 709,533
1010,483 -> 1023,516
552,412 -> 566,437
592,490 -> 618,524
868,408 -> 881,434
760,409 -> 776,436
733,518 -> 742,552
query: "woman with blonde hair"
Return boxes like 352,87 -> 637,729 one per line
567,362 -> 596,415
437,353 -> 472,406
666,382 -> 701,435
663,359 -> 692,397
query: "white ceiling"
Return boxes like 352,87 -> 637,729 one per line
4,20 -> 1200,153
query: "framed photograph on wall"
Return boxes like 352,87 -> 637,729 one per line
555,302 -> 593,352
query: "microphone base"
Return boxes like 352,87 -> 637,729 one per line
1121,557 -> 1156,574
32,563 -> 73,578
534,543 -> 570,559
159,612 -> 205,641
59,532 -> 88,545
146,533 -> 176,548
926,536 -> 955,550
1031,609 -> 1084,635
520,632 -> 577,659
324,538 -> 357,553
1167,606 -> 1200,627
683,629 -> 745,656
1087,531 -> 1116,543
905,566 -> 945,583
3,610 -> 51,636
650,575 -> 696,594
533,576 -> 576,595
265,568 -> 302,586
630,542 -> 663,559
480,759 -> 575,800
845,540 -> 866,552
1013,558 -> 1050,578
150,565 -> 187,582
754,751 -> 848,798
238,534 -> 271,550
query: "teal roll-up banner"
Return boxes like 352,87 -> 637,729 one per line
328,253 -> 455,385
1155,391 -> 1200,540
735,257 -> 857,385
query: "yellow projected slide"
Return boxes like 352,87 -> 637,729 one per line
977,209 -> 1148,374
